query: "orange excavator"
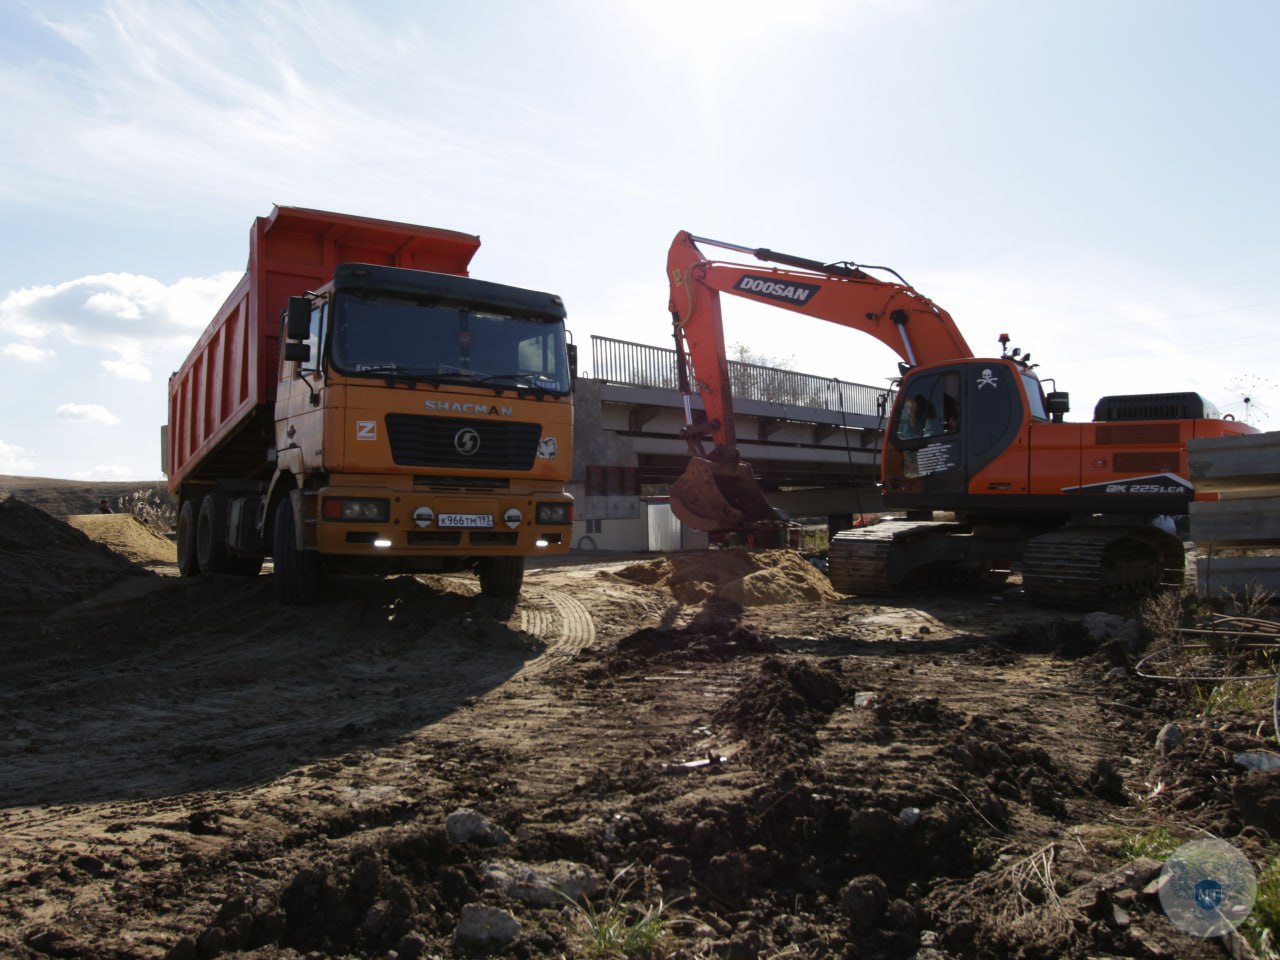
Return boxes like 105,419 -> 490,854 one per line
667,230 -> 1257,607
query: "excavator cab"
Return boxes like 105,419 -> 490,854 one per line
881,359 -> 1030,509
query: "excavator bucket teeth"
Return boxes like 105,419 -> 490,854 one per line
670,457 -> 776,532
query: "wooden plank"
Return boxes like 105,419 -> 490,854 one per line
1188,430 -> 1280,492
1189,498 -> 1280,546
1196,555 -> 1280,599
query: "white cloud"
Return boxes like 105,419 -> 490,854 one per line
79,464 -> 135,481
165,273 -> 245,329
3,342 -> 55,363
0,1 -> 639,224
102,359 -> 151,381
84,290 -> 143,320
56,403 -> 121,426
0,438 -> 36,473
0,270 -> 240,381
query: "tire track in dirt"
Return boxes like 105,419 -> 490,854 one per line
515,589 -> 596,677
456,578 -> 598,667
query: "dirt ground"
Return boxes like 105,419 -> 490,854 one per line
1,494 -> 1277,959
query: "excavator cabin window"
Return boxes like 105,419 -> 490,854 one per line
895,371 -> 960,441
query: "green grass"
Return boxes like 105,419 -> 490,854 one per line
569,895 -> 676,960
1190,678 -> 1277,717
1118,826 -> 1182,862
564,871 -> 684,960
1244,854 -> 1280,958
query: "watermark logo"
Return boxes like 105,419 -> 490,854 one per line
1158,838 -> 1257,938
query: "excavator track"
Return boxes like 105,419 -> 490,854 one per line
827,530 -> 896,595
1022,526 -> 1185,609
831,520 -> 1184,609
827,520 -> 968,595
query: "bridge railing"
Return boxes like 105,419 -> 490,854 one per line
589,336 -> 893,419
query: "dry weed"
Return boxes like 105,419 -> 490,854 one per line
941,843 -> 1076,952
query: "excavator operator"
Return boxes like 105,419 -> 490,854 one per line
897,394 -> 934,439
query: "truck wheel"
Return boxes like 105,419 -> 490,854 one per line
196,494 -> 232,574
272,497 -> 320,604
176,499 -> 200,577
479,556 -> 524,598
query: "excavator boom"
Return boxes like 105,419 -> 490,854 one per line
666,230 -> 972,534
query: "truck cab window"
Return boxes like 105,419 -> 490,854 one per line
895,371 -> 960,441
300,303 -> 325,375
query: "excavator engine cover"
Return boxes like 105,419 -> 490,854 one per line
670,457 -> 778,532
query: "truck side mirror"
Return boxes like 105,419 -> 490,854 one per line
566,343 -> 578,385
283,342 -> 311,363
285,297 -> 312,341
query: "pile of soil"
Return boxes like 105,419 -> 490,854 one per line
612,548 -> 843,606
66,512 -> 176,566
0,496 -> 151,612
714,653 -> 844,761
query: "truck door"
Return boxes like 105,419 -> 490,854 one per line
278,299 -> 328,464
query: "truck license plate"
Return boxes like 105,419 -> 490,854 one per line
438,513 -> 494,528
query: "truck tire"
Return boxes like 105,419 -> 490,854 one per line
176,499 -> 200,577
196,494 -> 232,574
272,496 -> 321,604
479,556 -> 524,598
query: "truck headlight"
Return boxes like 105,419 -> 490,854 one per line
322,497 -> 390,522
535,502 -> 572,524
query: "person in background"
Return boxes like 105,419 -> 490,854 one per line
98,499 -> 114,514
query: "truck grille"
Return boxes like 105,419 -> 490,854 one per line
386,414 -> 542,470
414,476 -> 510,491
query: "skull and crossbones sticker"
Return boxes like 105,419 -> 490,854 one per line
977,369 -> 999,390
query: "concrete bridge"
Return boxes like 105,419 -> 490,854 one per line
568,337 -> 893,547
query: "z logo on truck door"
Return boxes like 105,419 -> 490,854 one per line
356,420 -> 377,440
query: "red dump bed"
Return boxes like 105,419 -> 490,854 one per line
166,206 -> 481,491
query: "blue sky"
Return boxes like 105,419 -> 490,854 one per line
1,0 -> 1276,480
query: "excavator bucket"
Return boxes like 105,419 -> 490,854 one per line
669,457 -> 779,532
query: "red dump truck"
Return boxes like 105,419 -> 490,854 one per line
164,206 -> 574,603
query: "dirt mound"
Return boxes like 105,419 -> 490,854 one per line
715,654 -> 845,761
0,496 -> 149,612
613,619 -> 777,665
612,548 -> 842,606
67,512 -> 176,566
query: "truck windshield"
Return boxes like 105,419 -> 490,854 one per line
330,292 -> 571,394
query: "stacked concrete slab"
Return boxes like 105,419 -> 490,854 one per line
1187,430 -> 1280,597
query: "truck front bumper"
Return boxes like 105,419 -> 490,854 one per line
308,481 -> 573,558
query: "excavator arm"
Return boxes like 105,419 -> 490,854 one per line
666,230 -> 974,534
